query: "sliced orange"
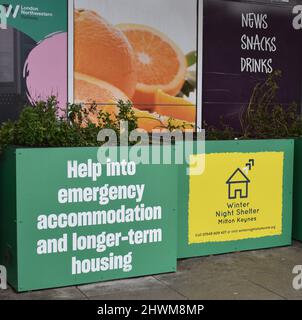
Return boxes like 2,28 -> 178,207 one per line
74,72 -> 130,104
74,72 -> 162,131
136,110 -> 194,132
135,110 -> 165,132
162,118 -> 195,132
153,89 -> 196,123
74,73 -> 193,132
74,72 -> 130,125
117,24 -> 187,108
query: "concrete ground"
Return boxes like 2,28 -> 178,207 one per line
2,242 -> 302,300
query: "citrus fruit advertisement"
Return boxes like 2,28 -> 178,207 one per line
0,0 -> 68,123
73,0 -> 201,132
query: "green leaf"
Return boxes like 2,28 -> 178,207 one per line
178,71 -> 197,98
186,51 -> 197,67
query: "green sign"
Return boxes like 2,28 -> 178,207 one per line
293,138 -> 302,241
0,147 -> 177,292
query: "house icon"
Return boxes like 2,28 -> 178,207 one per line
226,168 -> 250,200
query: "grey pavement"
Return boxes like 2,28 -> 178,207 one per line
2,242 -> 302,300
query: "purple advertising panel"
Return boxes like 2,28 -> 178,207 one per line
202,0 -> 302,129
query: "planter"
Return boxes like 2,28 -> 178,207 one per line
0,146 -> 178,292
178,139 -> 294,259
293,138 -> 302,240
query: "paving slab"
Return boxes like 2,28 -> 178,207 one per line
229,245 -> 302,299
155,262 -> 284,300
155,246 -> 300,300
85,287 -> 185,300
77,276 -> 186,300
1,243 -> 302,300
0,286 -> 87,300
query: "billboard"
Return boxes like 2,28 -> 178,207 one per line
202,0 -> 302,129
1,0 -> 302,132
73,0 -> 202,132
0,0 -> 69,122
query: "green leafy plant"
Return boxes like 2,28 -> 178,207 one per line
204,118 -> 237,141
1,69 -> 301,153
0,98 -> 139,153
165,118 -> 194,132
240,70 -> 302,139
115,100 -> 138,133
206,70 -> 302,140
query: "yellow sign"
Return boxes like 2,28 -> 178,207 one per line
189,152 -> 284,244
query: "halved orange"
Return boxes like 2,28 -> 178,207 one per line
74,72 -> 163,131
74,72 -> 130,125
135,110 -> 165,132
117,24 -> 187,108
154,89 -> 196,123
74,72 -> 130,105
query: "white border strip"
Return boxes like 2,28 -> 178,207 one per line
68,0 -> 74,104
196,0 -> 203,132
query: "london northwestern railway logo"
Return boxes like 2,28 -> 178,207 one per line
0,4 -> 20,30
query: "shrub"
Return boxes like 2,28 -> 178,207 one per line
0,98 -> 138,152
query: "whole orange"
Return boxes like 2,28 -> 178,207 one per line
74,9 -> 137,98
